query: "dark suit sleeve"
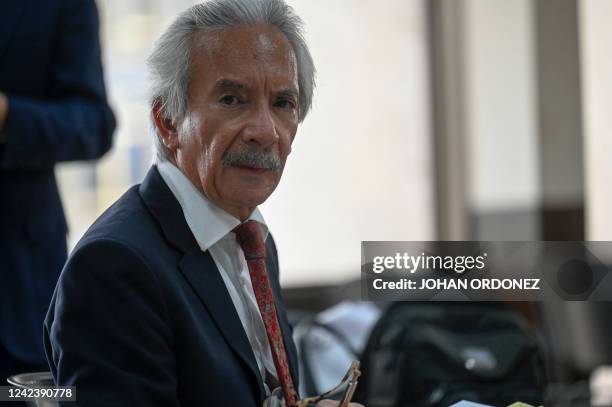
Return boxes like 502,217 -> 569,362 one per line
0,0 -> 115,169
44,239 -> 179,407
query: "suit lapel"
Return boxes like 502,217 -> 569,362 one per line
179,251 -> 265,399
139,166 -> 265,401
266,241 -> 300,387
275,291 -> 299,387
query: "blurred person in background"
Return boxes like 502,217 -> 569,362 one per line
0,0 -> 115,397
44,0 -> 361,406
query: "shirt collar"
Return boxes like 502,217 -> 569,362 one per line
156,161 -> 268,252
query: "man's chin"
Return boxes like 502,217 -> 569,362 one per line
232,193 -> 273,209
217,189 -> 276,218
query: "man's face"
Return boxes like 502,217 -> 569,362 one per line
171,25 -> 299,220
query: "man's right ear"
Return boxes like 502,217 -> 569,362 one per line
152,100 -> 179,152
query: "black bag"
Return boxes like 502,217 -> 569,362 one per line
354,303 -> 546,407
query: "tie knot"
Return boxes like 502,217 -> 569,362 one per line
233,220 -> 266,260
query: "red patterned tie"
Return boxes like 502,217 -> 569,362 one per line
233,221 -> 297,406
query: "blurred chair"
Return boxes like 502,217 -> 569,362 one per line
6,372 -> 58,407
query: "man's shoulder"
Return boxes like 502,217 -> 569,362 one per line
72,184 -> 164,262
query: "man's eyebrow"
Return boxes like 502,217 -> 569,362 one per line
213,79 -> 248,92
276,88 -> 299,99
213,79 -> 298,99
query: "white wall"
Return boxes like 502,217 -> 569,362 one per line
580,0 -> 612,241
262,0 -> 435,285
462,0 -> 539,213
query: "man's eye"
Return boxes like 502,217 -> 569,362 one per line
274,99 -> 296,110
219,95 -> 240,105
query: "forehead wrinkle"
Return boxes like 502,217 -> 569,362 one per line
214,78 -> 248,92
189,25 -> 299,100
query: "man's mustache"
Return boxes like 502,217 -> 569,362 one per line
222,148 -> 281,171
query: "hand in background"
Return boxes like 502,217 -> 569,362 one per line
0,92 -> 7,138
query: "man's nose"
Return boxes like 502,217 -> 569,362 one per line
240,104 -> 278,148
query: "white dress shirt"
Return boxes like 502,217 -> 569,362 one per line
157,161 -> 278,388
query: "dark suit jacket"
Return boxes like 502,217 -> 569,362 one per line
44,166 -> 299,406
0,0 -> 115,364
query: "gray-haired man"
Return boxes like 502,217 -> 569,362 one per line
44,0 -> 362,406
